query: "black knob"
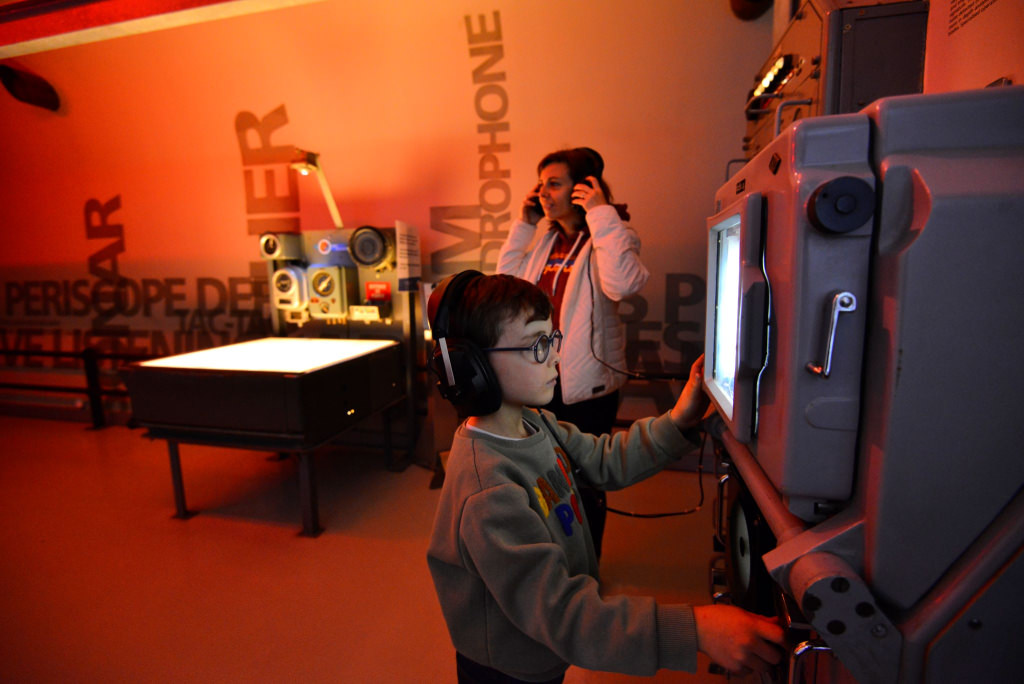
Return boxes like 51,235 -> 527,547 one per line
351,226 -> 388,267
808,176 -> 874,233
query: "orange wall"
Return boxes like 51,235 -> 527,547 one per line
0,1 -> 772,411
924,0 -> 1024,92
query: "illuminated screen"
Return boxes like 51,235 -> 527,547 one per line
139,337 -> 397,373
712,215 -> 742,415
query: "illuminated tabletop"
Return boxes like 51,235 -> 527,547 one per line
138,337 -> 397,373
124,337 -> 405,536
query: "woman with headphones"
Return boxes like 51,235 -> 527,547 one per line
496,147 -> 650,558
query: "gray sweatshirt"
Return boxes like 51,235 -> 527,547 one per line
426,408 -> 698,681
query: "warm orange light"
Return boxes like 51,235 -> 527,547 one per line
140,337 -> 396,373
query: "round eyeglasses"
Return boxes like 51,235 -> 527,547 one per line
484,330 -> 562,364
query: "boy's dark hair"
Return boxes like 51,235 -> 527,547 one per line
449,274 -> 552,348
428,272 -> 553,417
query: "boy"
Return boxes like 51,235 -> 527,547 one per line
426,271 -> 785,683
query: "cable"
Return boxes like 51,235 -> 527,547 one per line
539,409 -> 709,519
584,249 -> 689,382
580,243 -> 708,516
605,428 -> 708,518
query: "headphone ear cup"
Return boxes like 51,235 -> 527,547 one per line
431,337 -> 502,416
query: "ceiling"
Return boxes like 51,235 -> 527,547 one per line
0,0 -> 319,57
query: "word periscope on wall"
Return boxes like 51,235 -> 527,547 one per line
1,196 -> 269,368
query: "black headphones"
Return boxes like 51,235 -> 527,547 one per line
427,270 -> 503,416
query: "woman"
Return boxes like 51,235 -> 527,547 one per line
496,147 -> 649,556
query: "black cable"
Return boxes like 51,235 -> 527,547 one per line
539,409 -> 709,519
578,241 -> 707,516
584,247 -> 688,382
605,427 -> 708,518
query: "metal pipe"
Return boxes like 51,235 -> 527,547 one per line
719,428 -> 807,544
82,347 -> 105,428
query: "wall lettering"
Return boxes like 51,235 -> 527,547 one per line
85,195 -> 129,350
236,105 -> 300,235
428,11 -> 512,276
1,274 -> 270,368
0,192 -> 271,368
947,0 -> 999,35
620,272 -> 706,413
430,205 -> 482,273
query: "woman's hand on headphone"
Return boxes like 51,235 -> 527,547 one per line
572,176 -> 607,213
522,184 -> 544,225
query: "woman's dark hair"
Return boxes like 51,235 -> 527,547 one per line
453,274 -> 553,349
537,147 -> 630,221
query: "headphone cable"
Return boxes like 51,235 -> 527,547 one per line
584,249 -> 689,382
605,427 -> 708,518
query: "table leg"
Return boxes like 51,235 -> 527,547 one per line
384,406 -> 409,472
297,451 -> 323,537
383,408 -> 395,468
167,441 -> 196,519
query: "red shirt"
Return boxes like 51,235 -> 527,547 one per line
537,227 -> 588,330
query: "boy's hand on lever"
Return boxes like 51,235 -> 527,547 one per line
693,604 -> 787,675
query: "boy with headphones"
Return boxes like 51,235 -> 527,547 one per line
425,270 -> 785,683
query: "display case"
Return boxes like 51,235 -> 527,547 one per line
125,337 -> 402,448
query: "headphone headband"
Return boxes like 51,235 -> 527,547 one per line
428,269 -> 483,340
427,270 -> 501,416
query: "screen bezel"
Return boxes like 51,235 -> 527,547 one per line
704,192 -> 767,443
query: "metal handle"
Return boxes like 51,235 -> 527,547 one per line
806,291 -> 857,378
788,640 -> 833,684
724,158 -> 747,181
708,553 -> 727,597
775,98 -> 813,137
714,473 -> 730,547
719,430 -> 807,545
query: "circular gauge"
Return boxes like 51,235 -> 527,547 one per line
730,498 -> 753,594
260,234 -> 280,257
273,270 -> 295,294
350,226 -> 390,267
311,271 -> 335,296
725,474 -> 778,617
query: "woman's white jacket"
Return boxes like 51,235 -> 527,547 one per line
497,204 -> 649,405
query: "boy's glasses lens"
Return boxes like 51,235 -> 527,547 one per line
483,330 -> 561,363
533,330 -> 562,363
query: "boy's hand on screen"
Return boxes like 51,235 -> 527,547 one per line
671,354 -> 709,429
693,604 -> 786,675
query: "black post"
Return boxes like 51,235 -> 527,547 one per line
81,347 -> 105,428
167,441 -> 195,519
297,451 -> 322,537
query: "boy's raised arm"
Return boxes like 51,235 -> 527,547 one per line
670,354 -> 709,431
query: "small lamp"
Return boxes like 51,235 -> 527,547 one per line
290,148 -> 344,230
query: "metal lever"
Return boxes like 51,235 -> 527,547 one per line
788,640 -> 833,684
714,473 -> 730,547
775,98 -> 813,137
806,292 -> 856,378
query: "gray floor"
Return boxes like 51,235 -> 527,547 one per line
0,414 -> 729,683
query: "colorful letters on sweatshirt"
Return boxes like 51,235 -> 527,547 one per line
532,448 -> 583,536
